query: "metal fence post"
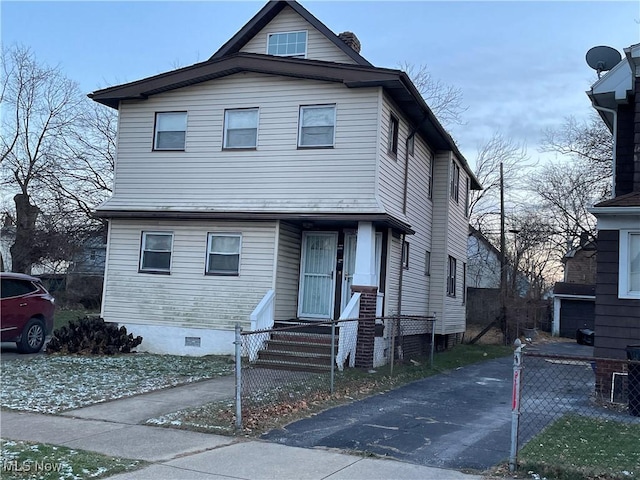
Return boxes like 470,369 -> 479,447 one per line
509,339 -> 523,472
430,312 -> 436,367
234,323 -> 242,433
390,317 -> 396,376
330,319 -> 336,394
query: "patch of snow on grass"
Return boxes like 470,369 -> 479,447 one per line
1,353 -> 234,413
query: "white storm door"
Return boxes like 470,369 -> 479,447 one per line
298,232 -> 338,319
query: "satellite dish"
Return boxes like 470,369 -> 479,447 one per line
586,45 -> 622,78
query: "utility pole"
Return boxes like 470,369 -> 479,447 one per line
500,162 -> 508,344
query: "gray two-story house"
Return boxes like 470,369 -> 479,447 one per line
89,0 -> 480,359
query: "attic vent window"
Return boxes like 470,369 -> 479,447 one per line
267,31 -> 307,57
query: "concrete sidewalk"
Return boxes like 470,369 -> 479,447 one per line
1,410 -> 482,479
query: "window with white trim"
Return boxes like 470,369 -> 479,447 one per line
154,112 -> 186,150
465,177 -> 470,217
388,114 -> 399,156
267,31 -> 307,57
425,250 -> 431,276
447,255 -> 457,297
402,241 -> 410,269
224,108 -> 258,149
298,105 -> 336,147
140,232 -> 173,273
619,230 -> 640,299
450,160 -> 460,202
429,156 -> 435,199
206,234 -> 241,275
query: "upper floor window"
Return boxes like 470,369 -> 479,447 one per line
388,114 -> 399,156
619,230 -> 640,299
447,255 -> 457,297
429,156 -> 435,199
465,177 -> 470,217
450,160 -> 460,202
425,250 -> 431,276
224,108 -> 258,149
267,31 -> 307,57
154,112 -> 186,150
402,241 -> 410,269
407,134 -> 415,156
298,105 -> 336,148
206,234 -> 241,276
140,232 -> 173,273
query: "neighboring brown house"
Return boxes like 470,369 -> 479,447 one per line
552,239 -> 597,338
587,43 -> 640,394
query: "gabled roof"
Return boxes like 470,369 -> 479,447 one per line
587,43 -> 640,130
89,53 -> 481,189
593,191 -> 640,208
210,0 -> 372,67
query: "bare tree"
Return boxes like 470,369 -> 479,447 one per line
540,113 -> 613,199
469,132 -> 532,234
1,45 -> 114,273
399,61 -> 467,128
527,159 -> 603,256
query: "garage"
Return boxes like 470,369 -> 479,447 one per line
552,282 -> 596,339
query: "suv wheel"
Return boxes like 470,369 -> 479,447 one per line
17,318 -> 46,353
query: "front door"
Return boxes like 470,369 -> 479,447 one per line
298,232 -> 338,319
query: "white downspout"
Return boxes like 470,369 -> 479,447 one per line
592,105 -> 618,198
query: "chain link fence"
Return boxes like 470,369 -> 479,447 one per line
510,346 -> 640,472
234,315 -> 436,430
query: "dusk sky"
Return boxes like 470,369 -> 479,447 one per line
2,1 -> 639,165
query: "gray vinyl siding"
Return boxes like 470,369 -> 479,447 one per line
240,5 -> 359,64
428,151 -> 452,334
443,157 -> 470,333
102,219 -> 276,331
274,221 -> 302,320
399,135 -> 433,316
385,234 -> 402,316
377,97 -> 406,218
105,73 -> 380,213
594,229 -> 640,359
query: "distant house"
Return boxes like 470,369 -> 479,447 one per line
552,238 -> 597,338
467,226 -> 501,290
587,42 -> 640,393
89,0 -> 480,360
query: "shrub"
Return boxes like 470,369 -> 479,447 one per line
46,317 -> 143,355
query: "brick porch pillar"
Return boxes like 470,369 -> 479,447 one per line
352,284 -> 378,369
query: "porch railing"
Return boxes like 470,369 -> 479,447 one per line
336,292 -> 361,371
247,289 -> 275,361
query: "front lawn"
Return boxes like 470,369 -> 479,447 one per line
1,440 -> 144,480
518,415 -> 640,480
1,354 -> 234,413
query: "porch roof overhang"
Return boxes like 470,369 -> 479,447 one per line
94,209 -> 415,234
89,53 -> 481,190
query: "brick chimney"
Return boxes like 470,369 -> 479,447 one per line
338,32 -> 361,53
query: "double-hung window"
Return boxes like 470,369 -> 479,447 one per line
154,112 -> 187,150
206,234 -> 241,275
140,232 -> 173,273
267,31 -> 307,57
447,255 -> 457,297
450,161 -> 460,202
224,108 -> 258,149
619,230 -> 640,299
402,241 -> 410,269
298,105 -> 336,148
389,114 -> 399,156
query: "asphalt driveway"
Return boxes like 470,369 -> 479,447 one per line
263,341 -> 596,472
263,355 -> 514,471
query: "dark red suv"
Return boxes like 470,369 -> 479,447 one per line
1,272 -> 55,353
